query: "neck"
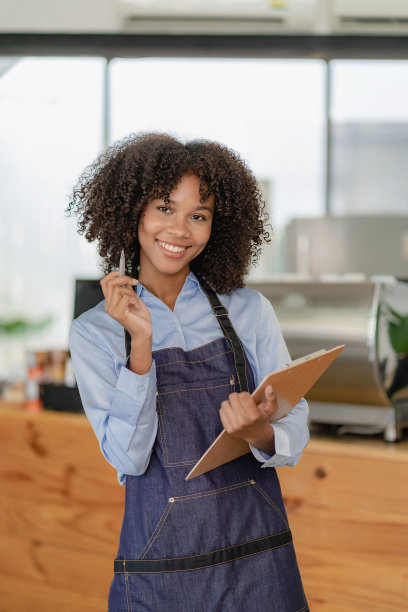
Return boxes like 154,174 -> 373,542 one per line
138,267 -> 190,311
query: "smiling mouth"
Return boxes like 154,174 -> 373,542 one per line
157,240 -> 189,254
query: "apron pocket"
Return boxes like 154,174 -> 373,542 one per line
138,479 -> 290,565
157,376 -> 235,467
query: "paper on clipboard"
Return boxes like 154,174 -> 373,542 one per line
186,344 -> 345,480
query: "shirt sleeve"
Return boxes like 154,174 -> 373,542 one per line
249,293 -> 310,468
69,318 -> 158,484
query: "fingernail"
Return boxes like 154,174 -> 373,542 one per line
131,279 -> 138,284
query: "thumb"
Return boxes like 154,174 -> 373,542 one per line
260,385 -> 277,418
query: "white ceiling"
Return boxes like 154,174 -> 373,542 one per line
1,0 -> 408,35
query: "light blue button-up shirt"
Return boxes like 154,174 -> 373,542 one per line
69,272 -> 309,485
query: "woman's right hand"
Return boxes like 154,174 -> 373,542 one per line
100,271 -> 152,342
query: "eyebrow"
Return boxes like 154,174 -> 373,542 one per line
167,199 -> 213,212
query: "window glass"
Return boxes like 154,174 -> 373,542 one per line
330,60 -> 408,215
0,57 -> 105,378
110,58 -> 326,277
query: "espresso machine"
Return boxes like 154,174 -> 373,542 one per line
248,277 -> 408,441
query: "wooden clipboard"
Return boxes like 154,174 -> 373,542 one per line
186,344 -> 345,480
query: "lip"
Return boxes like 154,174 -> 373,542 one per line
156,239 -> 191,259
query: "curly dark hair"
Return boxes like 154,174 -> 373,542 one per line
67,132 -> 271,294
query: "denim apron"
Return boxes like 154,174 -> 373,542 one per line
109,280 -> 309,612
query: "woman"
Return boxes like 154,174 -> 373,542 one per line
68,133 -> 309,611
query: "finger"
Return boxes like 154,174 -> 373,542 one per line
102,275 -> 137,301
265,385 -> 274,398
112,287 -> 138,303
113,293 -> 139,325
227,393 -> 247,424
236,392 -> 259,420
227,392 -> 261,429
259,387 -> 278,419
100,270 -> 137,288
100,270 -> 122,291
105,276 -> 138,292
109,275 -> 137,286
220,399 -> 239,432
264,385 -> 276,405
105,284 -> 136,306
109,290 -> 139,316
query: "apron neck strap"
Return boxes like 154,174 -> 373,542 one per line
124,277 -> 249,393
197,277 -> 249,394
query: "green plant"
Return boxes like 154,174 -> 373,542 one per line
384,305 -> 408,355
0,316 -> 53,336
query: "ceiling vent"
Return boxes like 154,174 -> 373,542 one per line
115,0 -> 321,35
332,0 -> 408,33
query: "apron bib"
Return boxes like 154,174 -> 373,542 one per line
109,280 -> 309,612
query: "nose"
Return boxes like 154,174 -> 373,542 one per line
167,215 -> 191,238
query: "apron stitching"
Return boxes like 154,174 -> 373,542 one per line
125,529 -> 292,562
155,349 -> 233,368
152,337 -> 228,356
163,460 -> 199,466
116,539 -> 294,574
157,380 -> 231,467
139,482 -> 254,559
156,395 -> 170,468
138,502 -> 173,560
124,571 -> 131,612
170,482 -> 289,530
157,381 -> 231,396
252,482 -> 290,528
170,480 -> 252,500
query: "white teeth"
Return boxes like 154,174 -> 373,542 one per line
158,241 -> 187,253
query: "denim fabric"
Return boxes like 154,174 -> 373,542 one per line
70,271 -> 310,486
109,337 -> 308,612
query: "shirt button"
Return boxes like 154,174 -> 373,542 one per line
137,385 -> 145,392
172,322 -> 178,329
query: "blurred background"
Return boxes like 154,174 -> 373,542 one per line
1,2 -> 408,611
1,0 -> 408,387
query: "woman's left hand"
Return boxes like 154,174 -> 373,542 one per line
219,385 -> 277,456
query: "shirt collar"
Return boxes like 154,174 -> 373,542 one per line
135,270 -> 207,299
185,271 -> 207,297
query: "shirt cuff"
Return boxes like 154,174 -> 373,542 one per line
117,359 -> 154,396
111,360 -> 157,426
249,423 -> 300,468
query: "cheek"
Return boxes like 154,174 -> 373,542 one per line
138,214 -> 162,239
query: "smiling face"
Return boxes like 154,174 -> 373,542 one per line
137,174 -> 214,288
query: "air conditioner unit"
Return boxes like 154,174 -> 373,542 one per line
115,0 -> 321,35
332,0 -> 408,33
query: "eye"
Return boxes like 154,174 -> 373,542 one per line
158,206 -> 173,214
191,214 -> 207,222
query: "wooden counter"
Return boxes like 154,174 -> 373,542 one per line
0,406 -> 407,611
280,435 -> 408,612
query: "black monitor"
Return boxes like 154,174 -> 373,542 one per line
73,279 -> 104,320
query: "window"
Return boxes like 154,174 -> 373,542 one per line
0,57 -> 105,378
330,60 -> 408,215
